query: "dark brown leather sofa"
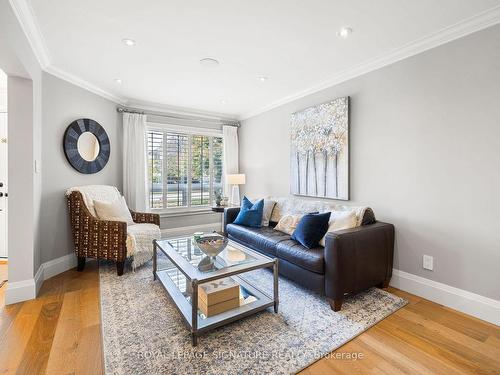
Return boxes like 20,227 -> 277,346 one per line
224,207 -> 394,311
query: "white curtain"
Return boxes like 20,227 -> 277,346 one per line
123,113 -> 149,211
223,125 -> 239,195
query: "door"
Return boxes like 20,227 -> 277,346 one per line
0,78 -> 7,258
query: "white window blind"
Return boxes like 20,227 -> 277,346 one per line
147,128 -> 223,210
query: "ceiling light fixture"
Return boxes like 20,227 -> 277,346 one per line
337,27 -> 353,38
258,76 -> 269,82
221,100 -> 227,105
122,38 -> 136,46
114,78 -> 122,84
199,58 -> 220,67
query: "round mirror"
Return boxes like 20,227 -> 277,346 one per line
63,118 -> 110,174
77,132 -> 100,161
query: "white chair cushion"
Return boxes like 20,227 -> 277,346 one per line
94,196 -> 134,225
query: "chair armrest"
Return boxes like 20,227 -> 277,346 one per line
130,210 -> 160,226
324,221 -> 395,299
223,207 -> 241,234
87,216 -> 128,261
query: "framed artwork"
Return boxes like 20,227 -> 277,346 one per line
290,97 -> 349,200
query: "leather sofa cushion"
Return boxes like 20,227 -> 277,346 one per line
226,224 -> 290,256
275,239 -> 325,274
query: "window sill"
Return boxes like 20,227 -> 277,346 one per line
154,208 -> 217,218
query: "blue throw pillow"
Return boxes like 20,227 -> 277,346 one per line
291,212 -> 331,249
233,197 -> 264,227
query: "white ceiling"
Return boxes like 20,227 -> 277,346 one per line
25,0 -> 500,118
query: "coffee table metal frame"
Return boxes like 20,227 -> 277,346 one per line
153,238 -> 279,346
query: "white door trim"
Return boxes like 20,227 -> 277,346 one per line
0,111 -> 8,258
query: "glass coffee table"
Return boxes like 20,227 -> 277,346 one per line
153,236 -> 279,346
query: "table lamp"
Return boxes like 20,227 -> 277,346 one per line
226,173 -> 246,205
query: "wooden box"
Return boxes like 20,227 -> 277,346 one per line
198,278 -> 240,317
199,297 -> 240,317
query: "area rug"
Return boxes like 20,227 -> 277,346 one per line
99,253 -> 407,375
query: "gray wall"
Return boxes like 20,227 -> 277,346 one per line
40,72 -> 122,263
240,24 -> 500,300
39,72 -> 220,263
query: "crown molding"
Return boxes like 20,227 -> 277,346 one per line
239,5 -> 500,120
45,65 -> 126,104
10,0 -> 500,119
9,0 -> 126,104
9,0 -> 50,68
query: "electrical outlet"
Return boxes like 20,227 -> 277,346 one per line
423,255 -> 434,271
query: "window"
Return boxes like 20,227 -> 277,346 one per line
147,128 -> 223,210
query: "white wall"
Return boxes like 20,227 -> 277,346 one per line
40,72 -> 123,263
0,69 -> 6,112
1,0 -> 42,300
6,77 -> 34,283
240,24 -> 500,301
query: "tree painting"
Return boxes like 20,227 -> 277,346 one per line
290,97 -> 349,200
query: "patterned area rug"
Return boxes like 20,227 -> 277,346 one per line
99,254 -> 407,375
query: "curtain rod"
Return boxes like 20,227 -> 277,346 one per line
116,107 -> 240,127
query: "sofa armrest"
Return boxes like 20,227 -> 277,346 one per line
223,207 -> 241,234
130,210 -> 161,226
324,221 -> 395,300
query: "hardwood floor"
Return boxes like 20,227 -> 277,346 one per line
0,261 -> 103,375
1,262 -> 499,374
0,263 -> 7,289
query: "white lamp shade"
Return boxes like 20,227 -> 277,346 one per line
226,173 -> 246,185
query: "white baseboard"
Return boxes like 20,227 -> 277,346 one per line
5,264 -> 43,304
42,252 -> 78,280
5,223 -> 221,304
34,264 -> 44,295
390,269 -> 500,326
5,253 -> 79,305
5,277 -> 36,305
161,223 -> 221,238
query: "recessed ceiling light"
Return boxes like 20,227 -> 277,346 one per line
337,27 -> 353,38
221,100 -> 227,105
200,58 -> 220,67
114,78 -> 122,84
122,38 -> 136,46
258,76 -> 269,82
